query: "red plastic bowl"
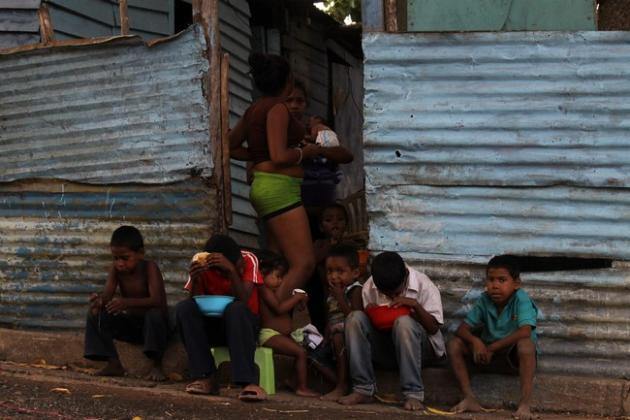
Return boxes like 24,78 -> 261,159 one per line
366,305 -> 411,331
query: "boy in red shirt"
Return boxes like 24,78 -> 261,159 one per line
176,235 -> 266,401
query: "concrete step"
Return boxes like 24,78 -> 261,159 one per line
0,327 -> 628,417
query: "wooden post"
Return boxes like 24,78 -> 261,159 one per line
385,0 -> 398,32
38,3 -> 54,45
193,0 -> 225,233
220,53 -> 232,228
119,0 -> 129,35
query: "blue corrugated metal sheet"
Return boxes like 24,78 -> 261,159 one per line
218,0 -> 258,249
363,32 -> 630,379
0,25 -> 220,329
0,0 -> 40,49
0,179 -> 217,329
364,31 -> 630,258
0,26 -> 212,184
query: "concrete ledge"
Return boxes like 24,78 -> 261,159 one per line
1,328 -> 628,416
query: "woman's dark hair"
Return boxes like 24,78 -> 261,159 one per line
110,225 -> 144,251
203,235 -> 241,265
372,251 -> 406,292
487,255 -> 521,279
248,52 -> 291,96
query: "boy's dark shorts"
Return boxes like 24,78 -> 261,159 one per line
468,343 -> 537,375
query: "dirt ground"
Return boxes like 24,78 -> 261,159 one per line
0,362 -> 622,420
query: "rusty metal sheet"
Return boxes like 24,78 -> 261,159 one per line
0,179 -> 218,329
0,25 -> 212,184
410,259 -> 630,378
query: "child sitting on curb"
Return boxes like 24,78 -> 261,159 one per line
339,251 -> 445,411
448,255 -> 538,420
320,244 -> 363,401
84,225 -> 168,381
258,253 -> 320,397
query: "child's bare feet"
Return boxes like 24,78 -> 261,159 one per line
320,386 -> 346,401
403,398 -> 425,411
451,396 -> 484,413
94,359 -> 125,377
145,366 -> 166,382
513,403 -> 536,419
338,392 -> 374,405
295,386 -> 320,398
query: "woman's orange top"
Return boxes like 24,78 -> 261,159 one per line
243,96 -> 306,165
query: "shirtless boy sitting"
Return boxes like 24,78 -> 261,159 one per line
84,226 -> 168,381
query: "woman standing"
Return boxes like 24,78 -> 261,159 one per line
230,54 -> 321,297
285,80 -> 354,332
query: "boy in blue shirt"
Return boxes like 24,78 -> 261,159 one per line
447,255 -> 538,420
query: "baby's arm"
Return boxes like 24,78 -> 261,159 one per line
317,145 -> 353,164
260,287 -> 307,315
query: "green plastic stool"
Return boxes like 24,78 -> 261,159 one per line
211,347 -> 276,395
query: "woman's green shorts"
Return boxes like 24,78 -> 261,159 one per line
250,171 -> 303,220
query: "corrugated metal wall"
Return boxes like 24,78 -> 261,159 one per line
363,32 -> 630,378
0,180 -> 217,328
283,19 -> 328,119
45,0 -> 173,41
0,26 -> 219,329
0,0 -> 40,49
218,0 -> 257,249
1,27 -> 212,184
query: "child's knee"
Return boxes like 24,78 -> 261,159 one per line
144,307 -> 165,323
516,338 -> 535,358
175,298 -> 198,321
224,300 -> 247,317
447,336 -> 466,357
345,310 -> 368,331
392,315 -> 416,334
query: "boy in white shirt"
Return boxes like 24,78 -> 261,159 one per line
338,251 -> 445,411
